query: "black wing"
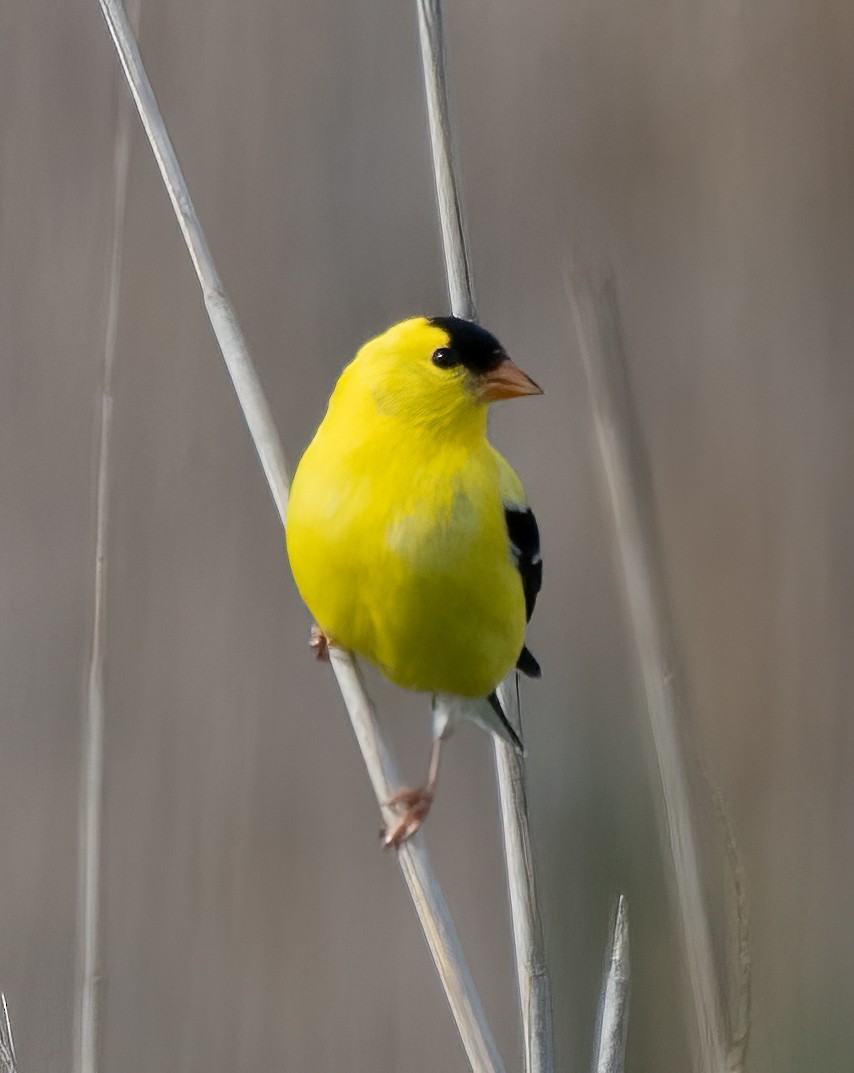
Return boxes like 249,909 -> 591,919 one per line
504,504 -> 542,678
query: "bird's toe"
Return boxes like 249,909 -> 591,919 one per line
382,786 -> 434,848
309,623 -> 332,662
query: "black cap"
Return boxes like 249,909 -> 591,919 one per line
427,316 -> 507,373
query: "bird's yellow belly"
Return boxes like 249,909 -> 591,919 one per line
287,455 -> 525,698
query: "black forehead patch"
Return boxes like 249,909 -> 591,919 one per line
428,316 -> 507,373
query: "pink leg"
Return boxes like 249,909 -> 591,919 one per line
382,737 -> 444,849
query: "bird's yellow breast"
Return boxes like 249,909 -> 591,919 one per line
286,386 -> 526,697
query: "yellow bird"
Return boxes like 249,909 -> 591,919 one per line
286,316 -> 543,845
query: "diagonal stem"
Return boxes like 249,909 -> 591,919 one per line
0,993 -> 17,1073
93,2 -> 504,1070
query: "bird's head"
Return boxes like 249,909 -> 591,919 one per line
342,316 -> 542,435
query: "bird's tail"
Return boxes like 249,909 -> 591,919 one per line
432,686 -> 524,753
487,680 -> 525,754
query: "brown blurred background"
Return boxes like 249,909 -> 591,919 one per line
2,0 -> 854,1070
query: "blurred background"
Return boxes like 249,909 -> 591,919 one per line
1,0 -> 853,1070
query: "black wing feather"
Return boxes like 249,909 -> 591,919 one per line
504,504 -> 542,677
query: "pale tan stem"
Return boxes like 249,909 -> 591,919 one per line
94,2 -> 504,1069
593,896 -> 631,1073
414,0 -> 554,1067
75,4 -> 140,1071
0,993 -> 17,1073
572,276 -> 730,1073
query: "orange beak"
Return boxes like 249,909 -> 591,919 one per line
478,359 -> 543,402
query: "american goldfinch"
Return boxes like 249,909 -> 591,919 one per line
287,316 -> 542,845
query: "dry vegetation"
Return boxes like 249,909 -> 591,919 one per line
1,0 -> 852,1070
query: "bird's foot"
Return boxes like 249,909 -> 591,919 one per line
381,786 -> 434,849
309,623 -> 331,662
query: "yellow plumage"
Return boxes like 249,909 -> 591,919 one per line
287,317 -> 538,699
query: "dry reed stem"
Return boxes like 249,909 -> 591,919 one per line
592,896 -> 630,1073
495,682 -> 554,1073
704,774 -> 751,1072
572,276 -> 730,1072
94,2 -> 504,1070
414,0 -> 475,322
0,994 -> 18,1073
414,2 -> 554,1069
75,6 -> 140,1073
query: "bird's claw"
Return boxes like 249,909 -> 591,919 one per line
381,787 -> 434,849
309,624 -> 331,662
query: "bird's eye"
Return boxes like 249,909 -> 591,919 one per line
432,348 -> 459,369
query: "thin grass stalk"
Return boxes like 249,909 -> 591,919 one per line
571,276 -> 729,1072
75,3 -> 140,1068
495,680 -> 553,1073
414,3 -> 554,1070
592,896 -> 630,1073
331,653 -> 506,1073
705,774 -> 751,1072
94,0 -> 288,518
93,3 -> 504,1070
0,994 -> 17,1073
414,0 -> 475,322
724,827 -> 750,1072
